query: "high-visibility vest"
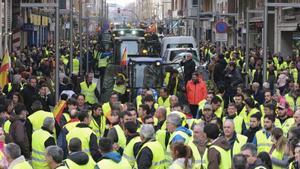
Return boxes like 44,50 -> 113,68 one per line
136,95 -> 143,109
285,94 -> 300,112
32,129 -> 54,169
256,129 -> 273,153
156,129 -> 170,151
158,96 -> 171,108
244,108 -> 260,129
279,61 -> 288,71
273,57 -> 279,69
113,125 -> 126,149
274,117 -> 295,137
89,115 -> 107,139
215,94 -> 224,119
267,70 -> 278,81
123,136 -> 141,167
102,102 -> 111,119
164,72 -> 179,95
188,140 -> 208,169
56,166 -> 68,169
113,84 -> 126,95
28,110 -> 55,131
222,115 -> 243,134
72,58 -> 80,75
7,83 -> 12,93
63,121 -> 80,133
290,68 -> 298,83
166,130 -> 191,167
62,113 -> 71,123
209,145 -> 232,169
13,160 -> 33,169
3,120 -> 11,134
66,127 -> 95,156
136,140 -> 165,169
65,156 -> 96,169
96,156 -> 131,168
232,134 -> 248,156
289,161 -> 298,169
270,147 -> 284,169
80,81 -> 97,104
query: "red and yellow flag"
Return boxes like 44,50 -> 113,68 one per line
53,100 -> 67,122
0,49 -> 10,89
120,47 -> 127,66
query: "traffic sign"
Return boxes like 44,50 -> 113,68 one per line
216,21 -> 228,33
216,33 -> 228,42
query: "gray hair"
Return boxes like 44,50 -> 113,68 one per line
46,146 -> 64,164
193,121 -> 205,132
157,106 -> 167,115
43,117 -> 55,131
167,113 -> 182,127
241,143 -> 257,156
4,143 -> 21,160
224,119 -> 235,128
140,124 -> 155,140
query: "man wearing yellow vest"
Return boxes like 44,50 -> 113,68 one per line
158,87 -> 171,108
204,123 -> 231,169
102,93 -> 119,123
71,57 -> 80,76
252,114 -> 274,153
89,103 -> 107,139
107,111 -> 133,154
96,138 -> 131,169
66,110 -> 101,162
123,121 -> 141,167
136,124 -> 165,169
243,98 -> 261,130
59,98 -> 78,127
165,113 -> 192,167
32,117 -> 56,169
223,119 -> 247,157
223,103 -> 244,134
65,138 -> 95,168
25,100 -> 56,148
80,73 -> 99,105
188,122 -> 208,169
4,143 -> 33,169
45,146 -> 68,169
276,102 -> 295,136
241,143 -> 268,169
284,83 -> 300,112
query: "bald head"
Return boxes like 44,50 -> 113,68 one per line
223,119 -> 235,139
170,95 -> 179,107
155,106 -> 167,121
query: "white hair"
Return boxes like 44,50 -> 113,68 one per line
140,124 -> 155,140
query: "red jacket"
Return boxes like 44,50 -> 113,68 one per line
186,79 -> 207,105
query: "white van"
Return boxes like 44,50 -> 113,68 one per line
161,36 -> 197,56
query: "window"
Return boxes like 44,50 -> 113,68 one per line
193,0 -> 198,6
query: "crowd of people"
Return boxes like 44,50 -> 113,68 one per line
0,37 -> 299,169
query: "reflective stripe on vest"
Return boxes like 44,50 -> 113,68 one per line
123,136 -> 141,167
188,140 -> 208,169
209,145 -> 232,169
66,127 -> 94,156
158,96 -> 171,108
256,130 -> 273,153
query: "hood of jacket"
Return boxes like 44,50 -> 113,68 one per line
68,151 -> 90,165
175,126 -> 192,137
211,136 -> 231,151
102,152 -> 122,163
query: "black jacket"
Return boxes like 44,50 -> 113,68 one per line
21,85 -> 39,114
213,59 -> 227,85
136,140 -> 154,169
66,151 -> 92,167
180,59 -> 196,83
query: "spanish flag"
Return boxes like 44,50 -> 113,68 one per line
52,100 -> 67,122
0,49 -> 10,89
120,47 -> 127,66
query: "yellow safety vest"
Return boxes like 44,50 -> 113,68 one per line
13,160 -> 33,169
266,71 -> 278,81
285,94 -> 300,112
113,125 -> 127,149
136,140 -> 165,169
89,115 -> 107,139
80,81 -> 97,104
3,120 -> 11,134
32,129 -> 54,169
136,95 -> 143,109
232,134 -> 248,156
158,96 -> 171,108
65,157 -> 95,169
188,140 -> 208,169
271,147 -> 284,169
256,130 -> 273,153
289,161 -> 298,169
72,58 -> 80,75
113,84 -> 126,95
274,117 -> 295,137
62,113 -> 71,123
164,72 -> 179,95
102,102 -> 111,119
63,121 -> 80,133
7,83 -> 12,93
66,127 -> 95,156
123,136 -> 141,167
28,110 -> 55,131
279,61 -> 288,71
209,145 -> 232,169
215,94 -> 224,119
96,156 -> 131,168
156,129 -> 169,151
290,68 -> 298,83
